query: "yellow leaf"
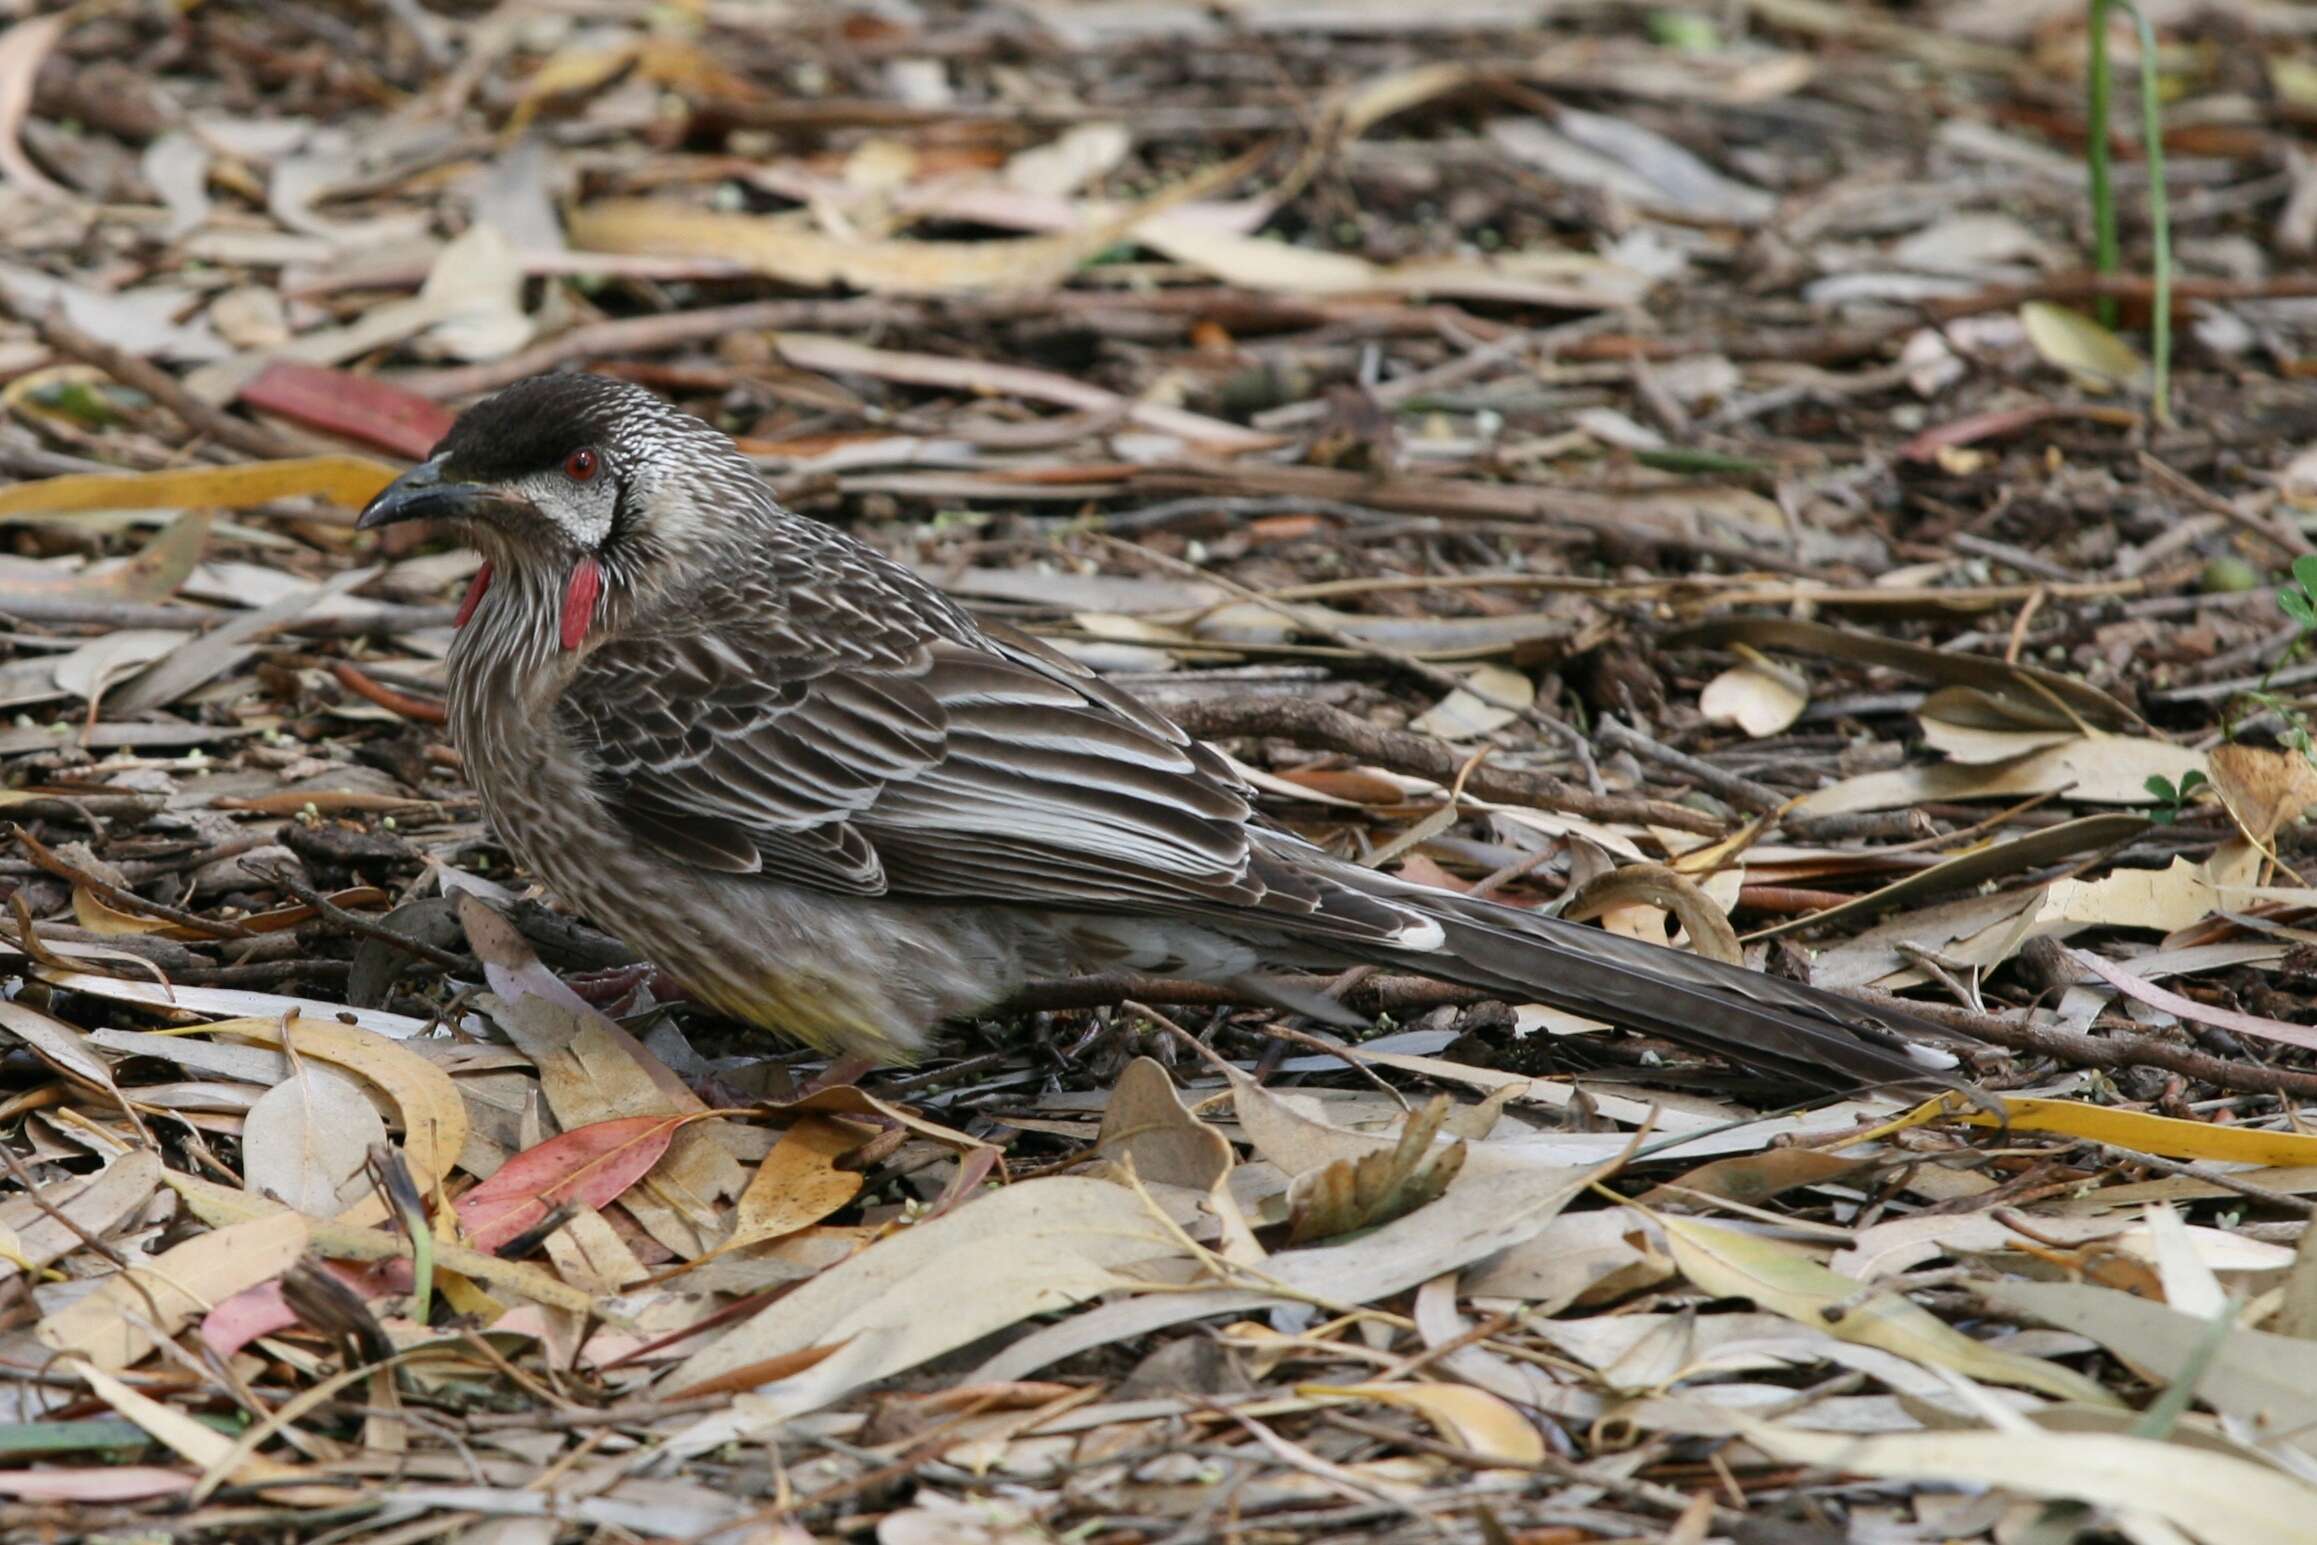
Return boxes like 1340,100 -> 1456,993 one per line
1912,1092 -> 2317,1168
0,457 -> 398,524
2020,300 -> 2149,395
1659,1213 -> 2122,1406
506,39 -> 641,133
1302,1381 -> 1544,1464
730,1116 -> 866,1248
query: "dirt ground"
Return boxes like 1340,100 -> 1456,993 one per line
2,2 -> 2316,1541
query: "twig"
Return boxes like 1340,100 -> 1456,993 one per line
12,824 -> 254,939
244,861 -> 471,972
333,661 -> 447,725
1854,988 -> 2317,1100
30,305 -> 294,460
1156,693 -> 1719,834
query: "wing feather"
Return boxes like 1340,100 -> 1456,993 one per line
558,619 -> 1263,910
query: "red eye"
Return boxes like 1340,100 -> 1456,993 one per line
563,447 -> 600,482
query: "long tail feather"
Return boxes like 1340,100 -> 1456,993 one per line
1271,853 -> 1970,1094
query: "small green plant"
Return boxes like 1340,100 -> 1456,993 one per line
2142,770 -> 2207,824
2223,556 -> 2317,764
2084,0 -> 2173,422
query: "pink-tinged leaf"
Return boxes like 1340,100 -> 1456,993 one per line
456,1114 -> 687,1254
0,1466 -> 194,1502
238,362 -> 456,459
201,1259 -> 406,1360
201,1281 -> 296,1360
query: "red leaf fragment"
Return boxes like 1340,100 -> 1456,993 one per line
239,362 -> 457,460
456,1114 -> 687,1254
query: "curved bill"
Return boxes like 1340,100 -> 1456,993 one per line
357,455 -> 526,531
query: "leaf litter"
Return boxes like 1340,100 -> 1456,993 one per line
3,2 -> 2317,1541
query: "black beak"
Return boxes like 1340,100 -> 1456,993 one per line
356,455 -> 522,532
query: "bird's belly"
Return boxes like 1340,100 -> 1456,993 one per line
455,725 -> 1037,1056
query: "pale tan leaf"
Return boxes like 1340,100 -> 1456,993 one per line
1797,735 -> 2205,815
1660,1214 -> 2122,1406
1004,122 -> 1132,198
1410,662 -> 1533,740
182,1013 -> 467,1228
38,1212 -> 307,1370
1301,1381 -> 1544,1464
1699,652 -> 1808,739
1735,1418 -> 2317,1545
664,1176 -> 1182,1412
242,1064 -> 389,1216
0,1150 -> 162,1284
2207,743 -> 2317,847
0,13 -> 70,201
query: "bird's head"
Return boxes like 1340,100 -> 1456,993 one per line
357,373 -> 763,648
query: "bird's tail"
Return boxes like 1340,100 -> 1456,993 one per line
1263,850 -> 1968,1094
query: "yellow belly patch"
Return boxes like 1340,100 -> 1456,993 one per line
686,964 -> 916,1063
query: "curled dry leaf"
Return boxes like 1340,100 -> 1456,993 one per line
1286,1094 -> 1464,1245
1561,861 -> 1742,965
1300,1380 -> 1545,1464
1699,647 -> 1808,738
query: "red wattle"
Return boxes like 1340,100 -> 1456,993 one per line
560,558 -> 602,651
454,561 -> 493,628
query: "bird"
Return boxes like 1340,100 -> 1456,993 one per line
357,372 -> 1967,1094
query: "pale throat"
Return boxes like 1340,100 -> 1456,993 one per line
455,537 -> 609,653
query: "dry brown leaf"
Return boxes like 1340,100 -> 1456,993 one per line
1095,1056 -> 1233,1191
1286,1095 -> 1464,1245
1409,662 -> 1534,741
1699,651 -> 1808,738
1301,1380 -> 1544,1464
1562,862 -> 1742,965
0,1150 -> 162,1285
1798,734 -> 2205,815
183,1013 -> 466,1228
2207,743 -> 2317,848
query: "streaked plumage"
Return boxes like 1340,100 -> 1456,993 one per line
360,373 -> 1969,1091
